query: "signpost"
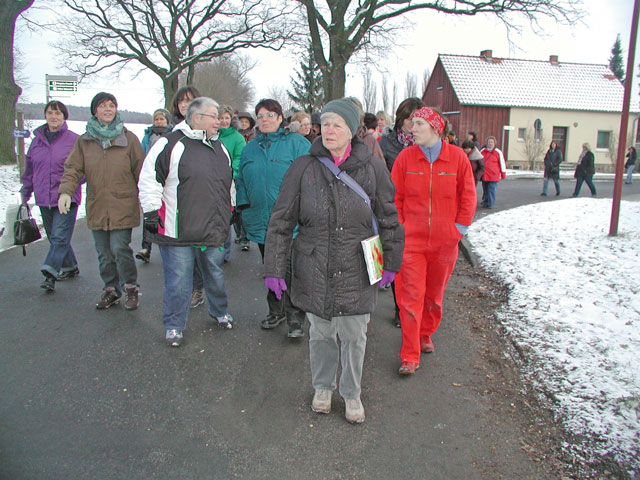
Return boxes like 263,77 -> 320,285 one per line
12,129 -> 30,139
45,74 -> 78,102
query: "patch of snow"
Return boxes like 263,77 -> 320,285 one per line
468,198 -> 640,472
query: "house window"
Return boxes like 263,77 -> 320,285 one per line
518,128 -> 526,141
597,130 -> 611,149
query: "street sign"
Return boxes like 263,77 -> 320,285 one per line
45,74 -> 78,101
12,129 -> 30,139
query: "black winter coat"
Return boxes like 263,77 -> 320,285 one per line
263,137 -> 404,320
575,151 -> 595,178
543,147 -> 563,179
379,128 -> 405,172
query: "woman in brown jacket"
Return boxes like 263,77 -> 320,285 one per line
58,92 -> 145,311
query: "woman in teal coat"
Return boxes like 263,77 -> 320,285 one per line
236,98 -> 310,337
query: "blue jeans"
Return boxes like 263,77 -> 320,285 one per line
39,205 -> 78,277
573,175 -> 597,196
542,177 -> 560,195
92,229 -> 137,293
159,245 -> 229,331
481,181 -> 498,207
626,165 -> 635,183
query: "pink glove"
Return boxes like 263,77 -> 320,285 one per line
379,270 -> 396,288
264,277 -> 287,300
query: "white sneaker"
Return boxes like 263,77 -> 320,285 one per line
344,397 -> 365,424
311,389 -> 332,414
165,329 -> 183,347
216,313 -> 234,329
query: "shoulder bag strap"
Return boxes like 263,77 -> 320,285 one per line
317,156 -> 378,235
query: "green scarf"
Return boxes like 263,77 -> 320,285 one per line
86,113 -> 125,149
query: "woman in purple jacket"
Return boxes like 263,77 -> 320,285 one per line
20,101 -> 81,292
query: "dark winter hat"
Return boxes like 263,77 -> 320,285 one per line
237,111 -> 255,129
311,112 -> 321,125
321,99 -> 359,138
90,92 -> 118,116
153,108 -> 171,124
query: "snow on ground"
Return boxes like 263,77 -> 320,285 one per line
468,198 -> 640,473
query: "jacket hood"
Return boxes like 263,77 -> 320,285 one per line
174,120 -> 219,142
468,146 -> 483,161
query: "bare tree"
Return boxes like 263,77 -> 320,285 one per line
421,68 -> 431,96
404,72 -> 417,99
519,128 -> 547,170
297,0 -> 581,101
380,76 -> 390,115
267,85 -> 295,117
391,81 -> 398,116
179,54 -> 256,111
55,0 -> 296,109
362,68 -> 377,112
0,0 -> 34,164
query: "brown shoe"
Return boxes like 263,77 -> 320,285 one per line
96,287 -> 120,309
123,284 -> 139,310
398,361 -> 419,375
420,335 -> 434,353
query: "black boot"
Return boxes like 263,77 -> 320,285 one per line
40,272 -> 55,293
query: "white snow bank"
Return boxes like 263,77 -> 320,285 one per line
468,198 -> 640,473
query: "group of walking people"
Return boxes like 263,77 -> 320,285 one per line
18,89 -> 492,426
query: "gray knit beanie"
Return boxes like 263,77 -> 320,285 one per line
321,99 -> 360,138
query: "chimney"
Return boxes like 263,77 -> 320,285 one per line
549,55 -> 559,64
480,50 -> 493,62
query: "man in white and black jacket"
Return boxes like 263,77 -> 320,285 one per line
138,97 -> 235,347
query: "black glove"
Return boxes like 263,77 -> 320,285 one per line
144,211 -> 163,234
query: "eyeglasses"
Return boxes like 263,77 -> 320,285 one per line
199,113 -> 219,120
257,112 -> 278,120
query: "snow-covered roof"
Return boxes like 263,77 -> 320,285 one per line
438,53 -> 637,112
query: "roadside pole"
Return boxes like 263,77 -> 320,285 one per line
610,0 -> 639,236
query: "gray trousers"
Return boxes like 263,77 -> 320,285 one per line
307,312 -> 369,400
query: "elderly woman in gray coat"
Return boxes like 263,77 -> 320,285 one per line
263,99 -> 404,424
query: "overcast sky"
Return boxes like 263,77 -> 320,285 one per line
15,0 -> 639,115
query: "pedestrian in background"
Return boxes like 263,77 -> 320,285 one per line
379,97 -> 424,328
236,99 -> 310,338
58,92 -> 145,310
291,111 -> 316,143
137,108 -> 173,263
391,107 -> 476,375
625,146 -> 636,184
572,143 -> 597,197
237,111 -> 256,143
138,97 -> 235,347
480,136 -> 507,208
20,100 -> 81,293
263,99 -> 404,423
541,141 -> 562,196
461,139 -> 485,185
171,86 -> 201,125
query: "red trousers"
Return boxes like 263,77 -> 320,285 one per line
395,246 -> 458,364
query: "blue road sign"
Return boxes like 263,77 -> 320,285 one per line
12,129 -> 31,139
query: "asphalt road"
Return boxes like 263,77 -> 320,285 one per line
1,177 -> 638,480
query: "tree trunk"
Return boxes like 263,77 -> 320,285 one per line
163,75 -> 179,111
0,0 -> 34,165
326,62 -> 346,101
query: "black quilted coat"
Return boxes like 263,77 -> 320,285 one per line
263,137 -> 404,320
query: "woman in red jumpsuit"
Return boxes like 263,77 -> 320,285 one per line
391,107 -> 477,375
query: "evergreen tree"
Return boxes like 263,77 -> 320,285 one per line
288,42 -> 324,113
609,34 -> 625,83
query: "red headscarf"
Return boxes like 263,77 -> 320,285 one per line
411,107 -> 445,134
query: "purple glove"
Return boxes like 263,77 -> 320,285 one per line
264,277 -> 287,300
379,270 -> 396,288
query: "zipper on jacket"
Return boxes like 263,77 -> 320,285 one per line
428,162 -> 433,230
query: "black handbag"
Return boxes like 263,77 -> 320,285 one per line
14,203 -> 42,256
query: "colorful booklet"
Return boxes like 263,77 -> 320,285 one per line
361,235 -> 383,285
